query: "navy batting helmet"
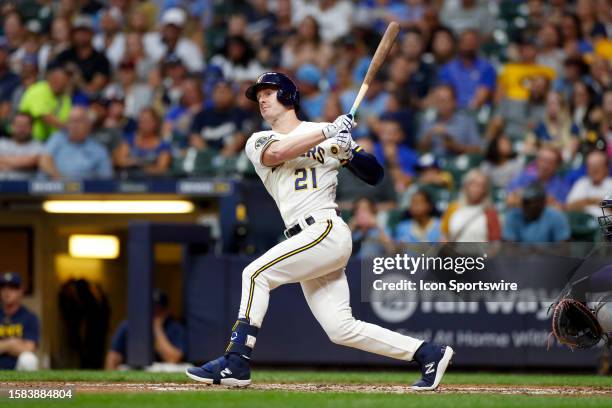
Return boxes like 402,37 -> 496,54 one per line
599,194 -> 612,241
245,72 -> 300,109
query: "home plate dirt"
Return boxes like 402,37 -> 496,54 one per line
2,382 -> 611,396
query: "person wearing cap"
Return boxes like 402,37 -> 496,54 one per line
52,15 -> 111,98
18,63 -> 71,141
0,272 -> 40,371
503,182 -> 571,242
105,290 -> 185,370
142,7 -> 204,73
295,64 -> 327,121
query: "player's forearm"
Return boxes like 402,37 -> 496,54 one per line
263,129 -> 326,167
345,150 -> 384,185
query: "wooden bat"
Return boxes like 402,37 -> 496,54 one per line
349,21 -> 400,117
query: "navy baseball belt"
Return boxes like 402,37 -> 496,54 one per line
283,209 -> 340,239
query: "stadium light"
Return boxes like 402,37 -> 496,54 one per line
69,234 -> 120,259
42,200 -> 195,214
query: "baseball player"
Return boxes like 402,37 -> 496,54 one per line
186,72 -> 454,390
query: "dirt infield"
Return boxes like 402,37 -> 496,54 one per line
2,382 -> 611,396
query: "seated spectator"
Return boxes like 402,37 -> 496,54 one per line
190,81 -> 251,158
93,7 -> 126,69
535,22 -> 565,76
163,77 -> 205,157
291,0 -> 352,43
570,81 -> 598,133
123,32 -> 156,83
372,113 -> 419,193
89,97 -> 123,156
480,135 -> 524,189
393,189 -> 442,244
0,41 -> 20,122
9,54 -> 38,120
566,150 -> 612,217
39,106 -> 113,180
0,113 -> 43,180
438,30 -> 496,110
427,27 -> 456,68
440,0 -> 495,37
19,64 -> 71,141
143,8 -> 204,74
441,169 -> 501,242
0,272 -> 39,371
399,27 -> 437,110
503,183 -> 571,242
295,64 -> 327,121
507,145 -> 570,206
281,15 -> 332,71
350,197 -> 394,257
340,76 -> 389,138
105,289 -> 185,370
528,91 -> 580,161
38,17 -> 71,73
115,108 -> 171,177
417,84 -> 482,157
112,59 -> 154,120
262,0 -> 295,68
52,15 -> 111,101
210,35 -> 266,82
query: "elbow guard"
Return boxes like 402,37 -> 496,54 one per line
344,149 -> 384,186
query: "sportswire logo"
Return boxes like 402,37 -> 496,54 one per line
372,254 -> 487,275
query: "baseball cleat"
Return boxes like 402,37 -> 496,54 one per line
411,343 -> 454,391
186,353 -> 251,387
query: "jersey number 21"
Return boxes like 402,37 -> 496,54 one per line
294,168 -> 317,190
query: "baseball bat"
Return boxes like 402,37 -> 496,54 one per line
349,21 -> 400,117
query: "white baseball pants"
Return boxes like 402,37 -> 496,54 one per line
237,209 -> 423,361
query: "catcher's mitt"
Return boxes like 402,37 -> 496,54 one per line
551,298 -> 604,349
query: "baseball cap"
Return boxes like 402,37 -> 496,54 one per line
161,8 -> 186,27
0,272 -> 22,287
296,64 -> 321,86
416,153 -> 440,171
72,15 -> 95,31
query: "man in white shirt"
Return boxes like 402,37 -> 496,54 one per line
567,150 -> 612,217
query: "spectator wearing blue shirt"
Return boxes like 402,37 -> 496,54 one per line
507,145 -> 570,207
296,64 -> 328,122
162,77 -> 205,157
417,84 -> 482,157
438,30 -> 496,110
393,189 -> 442,244
503,183 -> 571,242
39,106 -> 113,180
105,289 -> 186,370
115,107 -> 172,178
350,197 -> 394,257
0,272 -> 39,371
0,41 -> 20,119
374,113 -> 419,193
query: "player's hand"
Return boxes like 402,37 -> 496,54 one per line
334,129 -> 354,161
322,114 -> 354,139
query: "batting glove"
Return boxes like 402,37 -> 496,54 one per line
335,129 -> 354,161
322,114 -> 354,139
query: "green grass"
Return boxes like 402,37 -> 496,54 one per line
1,370 -> 612,387
3,392 -> 612,408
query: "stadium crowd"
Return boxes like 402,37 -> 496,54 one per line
0,0 -> 610,247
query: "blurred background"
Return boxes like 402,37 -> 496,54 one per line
0,0 -> 610,373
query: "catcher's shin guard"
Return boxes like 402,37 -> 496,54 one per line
186,319 -> 258,387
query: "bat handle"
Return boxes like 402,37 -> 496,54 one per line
349,106 -> 357,117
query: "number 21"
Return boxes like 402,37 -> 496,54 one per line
294,168 -> 317,190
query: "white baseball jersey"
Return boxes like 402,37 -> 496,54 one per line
245,121 -> 341,227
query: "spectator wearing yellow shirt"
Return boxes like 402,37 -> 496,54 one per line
496,37 -> 556,103
18,64 -> 71,141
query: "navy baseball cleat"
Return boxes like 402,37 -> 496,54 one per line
411,342 -> 454,391
186,353 -> 251,387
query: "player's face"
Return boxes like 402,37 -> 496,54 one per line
256,87 -> 285,121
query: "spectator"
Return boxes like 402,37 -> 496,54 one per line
113,59 -> 154,119
93,7 -> 126,68
560,12 -> 594,55
417,84 -> 482,157
0,41 -> 20,123
480,134 -> 524,189
89,96 -> 123,156
190,81 -> 251,157
281,15 -> 332,71
438,30 -> 496,110
553,56 -> 589,101
350,197 -> 394,257
3,11 -> 25,54
123,32 -> 156,83
413,153 -> 454,190
105,289 -> 185,370
115,108 -> 171,177
400,27 -> 437,109
507,145 -> 570,206
566,150 -> 612,218
143,7 -> 204,74
503,183 -> 571,242
292,0 -> 352,43
427,27 -> 456,68
441,169 -> 501,242
53,15 -> 111,99
440,0 -> 495,37
576,0 -> 608,41
210,35 -> 266,82
19,64 -> 71,141
163,77 -> 205,157
393,189 -> 442,244
9,55 -> 38,118
0,272 -> 39,371
0,113 -> 43,180
38,17 -> 71,72
261,0 -> 295,67
535,22 -> 565,76
570,81 -> 598,133
528,91 -> 580,161
295,64 -> 327,121
156,54 -> 189,110
39,106 -> 112,180
373,113 -> 419,193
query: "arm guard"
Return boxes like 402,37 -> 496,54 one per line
343,147 -> 384,186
